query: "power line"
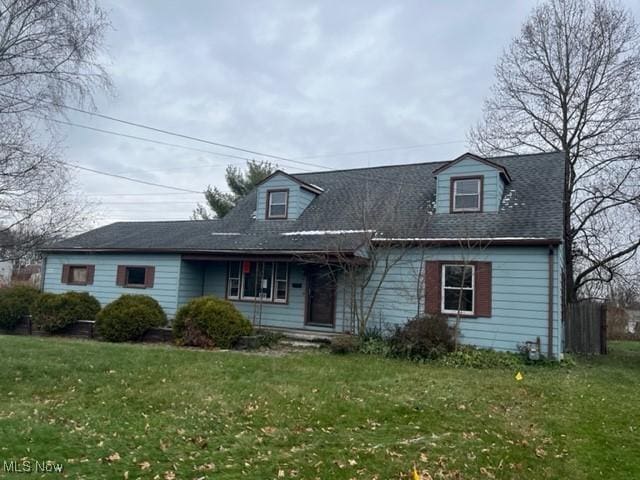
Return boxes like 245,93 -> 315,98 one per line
61,161 -> 203,193
294,140 -> 466,160
6,91 -> 458,190
46,116 -> 254,164
4,92 -> 453,181
2,92 -> 293,162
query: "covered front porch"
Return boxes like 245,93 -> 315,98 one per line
178,254 -> 355,334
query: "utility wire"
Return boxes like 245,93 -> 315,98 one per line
61,161 -> 203,193
294,140 -> 466,160
45,116 -> 254,164
5,91 -> 456,181
2,92 -> 293,162
6,91 -> 459,191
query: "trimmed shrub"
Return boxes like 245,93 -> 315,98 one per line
329,334 -> 359,354
0,286 -> 41,330
389,314 -> 455,361
32,291 -> 101,332
173,296 -> 252,349
96,294 -> 167,342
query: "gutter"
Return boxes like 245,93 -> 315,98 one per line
37,247 -> 359,255
373,238 -> 562,247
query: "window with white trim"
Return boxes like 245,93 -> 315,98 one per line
227,261 -> 241,298
441,264 -> 474,314
274,262 -> 288,303
227,261 -> 288,303
452,178 -> 481,212
267,190 -> 288,219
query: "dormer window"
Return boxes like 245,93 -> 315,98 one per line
266,189 -> 288,219
451,176 -> 482,213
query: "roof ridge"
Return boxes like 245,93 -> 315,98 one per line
487,151 -> 563,160
292,159 -> 450,177
106,219 -> 219,225
292,151 -> 559,177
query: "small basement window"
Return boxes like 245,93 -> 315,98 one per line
441,264 -> 474,315
267,190 -> 288,219
452,177 -> 482,212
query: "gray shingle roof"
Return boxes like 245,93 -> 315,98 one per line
43,152 -> 565,253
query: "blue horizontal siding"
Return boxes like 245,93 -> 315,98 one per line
43,253 -> 182,316
335,245 -> 562,357
43,243 -> 563,357
435,157 -> 504,213
177,261 -> 204,307
201,261 -> 324,331
256,174 -> 317,220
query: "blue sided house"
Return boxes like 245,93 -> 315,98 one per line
40,152 -> 566,357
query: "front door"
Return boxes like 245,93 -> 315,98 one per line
305,266 -> 336,327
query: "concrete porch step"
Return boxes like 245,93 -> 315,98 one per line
259,326 -> 342,345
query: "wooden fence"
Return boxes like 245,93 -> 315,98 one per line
565,301 -> 607,355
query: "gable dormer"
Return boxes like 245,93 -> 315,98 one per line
433,153 -> 511,214
255,170 -> 323,221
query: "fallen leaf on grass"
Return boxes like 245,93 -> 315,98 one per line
106,452 -> 120,462
138,461 -> 151,470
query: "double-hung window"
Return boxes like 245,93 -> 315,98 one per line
227,261 -> 241,298
227,261 -> 288,303
266,190 -> 288,219
452,177 -> 482,212
441,264 -> 474,314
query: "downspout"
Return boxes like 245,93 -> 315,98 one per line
39,255 -> 47,291
547,245 -> 554,358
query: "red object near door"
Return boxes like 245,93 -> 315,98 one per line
242,261 -> 251,274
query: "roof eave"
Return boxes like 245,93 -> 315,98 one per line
372,238 -> 562,247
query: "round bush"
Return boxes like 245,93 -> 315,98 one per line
32,291 -> 101,332
96,294 -> 167,342
173,296 -> 252,349
0,286 -> 41,330
389,314 -> 456,361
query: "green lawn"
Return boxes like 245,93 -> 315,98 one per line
0,337 -> 638,479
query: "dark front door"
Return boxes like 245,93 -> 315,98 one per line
305,266 -> 336,327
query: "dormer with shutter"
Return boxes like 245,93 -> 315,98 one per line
255,170 -> 323,221
432,153 -> 511,214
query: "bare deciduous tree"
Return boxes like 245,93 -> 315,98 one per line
0,0 -> 111,261
469,0 -> 640,301
297,178 -> 431,334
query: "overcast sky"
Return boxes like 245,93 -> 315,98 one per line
59,0 -> 640,227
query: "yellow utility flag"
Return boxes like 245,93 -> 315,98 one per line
515,371 -> 524,381
412,465 -> 421,480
